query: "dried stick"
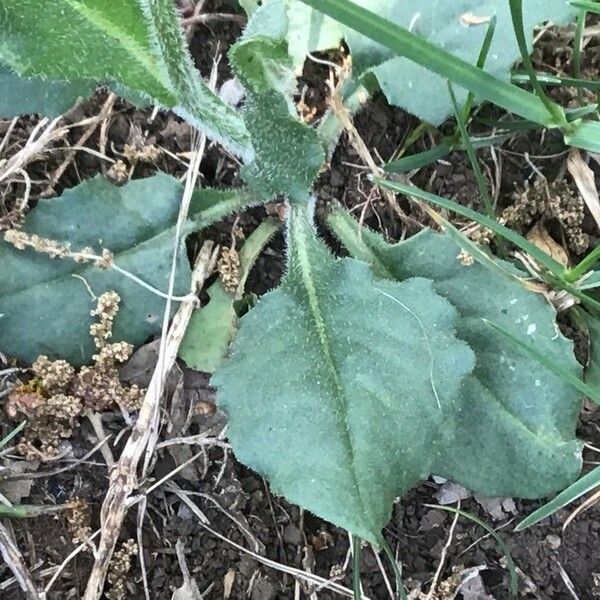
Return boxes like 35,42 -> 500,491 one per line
0,522 -> 42,599
82,242 -> 217,600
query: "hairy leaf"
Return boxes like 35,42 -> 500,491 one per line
230,1 -> 325,201
180,219 -> 280,373
285,0 -> 576,125
213,205 -> 475,543
0,67 -> 94,117
0,0 -> 250,155
328,210 -> 582,497
0,175 -> 255,365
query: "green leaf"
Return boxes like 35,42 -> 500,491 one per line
0,0 -> 250,156
181,284 -> 238,374
297,0 -> 570,128
516,464 -> 600,531
0,66 -> 94,117
0,175 -> 256,366
229,0 -> 325,202
286,2 -> 342,67
213,204 -> 475,543
327,209 -> 582,497
180,219 -> 280,373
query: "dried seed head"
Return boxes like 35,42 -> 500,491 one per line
14,393 -> 82,461
66,497 -> 92,544
106,539 -> 137,600
32,355 -> 75,393
218,247 -> 241,293
107,159 -> 129,186
90,291 -> 120,347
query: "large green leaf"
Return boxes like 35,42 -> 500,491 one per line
230,0 -> 325,202
0,67 -> 94,117
285,0 -> 576,125
0,175 -> 256,366
584,312 -> 600,393
327,209 -> 582,497
213,205 -> 475,543
0,0 -> 250,156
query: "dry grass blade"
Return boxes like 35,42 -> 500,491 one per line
0,521 -> 42,599
567,148 -> 600,230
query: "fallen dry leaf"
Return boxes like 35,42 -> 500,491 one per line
460,12 -> 492,26
526,222 -> 569,267
567,148 -> 600,231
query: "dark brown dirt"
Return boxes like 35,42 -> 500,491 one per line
2,5 -> 600,600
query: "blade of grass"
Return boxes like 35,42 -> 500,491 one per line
565,244 -> 600,282
566,120 -> 600,153
448,82 -> 495,218
380,538 -> 407,600
573,9 -> 587,104
384,141 -> 453,173
374,177 -> 565,276
511,72 -> 600,92
516,465 -> 600,530
461,15 -> 498,122
483,319 -> 600,404
374,177 -> 600,313
297,0 -> 562,127
0,421 -> 26,452
424,505 -> 518,599
352,536 -> 363,600
570,0 -> 600,14
508,0 -> 567,125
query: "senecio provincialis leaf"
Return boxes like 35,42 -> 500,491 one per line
0,0 -> 251,157
213,204 -> 582,544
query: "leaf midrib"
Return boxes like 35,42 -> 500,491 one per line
290,212 -> 372,529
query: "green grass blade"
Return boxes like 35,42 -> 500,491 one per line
461,15 -> 497,121
424,505 -> 518,599
566,120 -> 600,153
0,421 -> 26,451
352,536 -> 362,600
380,538 -> 407,600
516,465 -> 600,530
512,72 -> 600,92
374,176 -> 600,313
483,319 -> 600,404
297,0 -> 560,127
448,82 -> 495,218
373,177 -> 565,276
384,141 -> 453,173
508,0 -> 566,124
570,0 -> 600,14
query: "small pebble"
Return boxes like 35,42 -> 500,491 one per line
546,533 -> 561,549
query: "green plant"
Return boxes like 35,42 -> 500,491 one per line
1,0 -> 599,595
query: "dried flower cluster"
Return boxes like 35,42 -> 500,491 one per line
3,229 -> 114,268
470,178 -> 590,254
7,292 -> 144,460
218,247 -> 241,293
106,539 -> 137,600
66,497 -> 92,544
